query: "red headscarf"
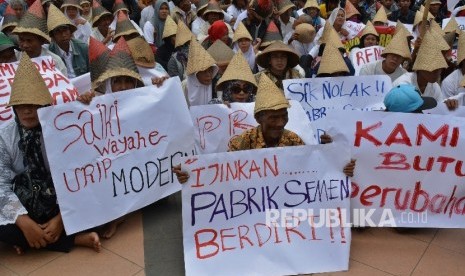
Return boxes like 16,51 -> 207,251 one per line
207,21 -> 228,43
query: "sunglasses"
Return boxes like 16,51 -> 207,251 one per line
229,84 -> 254,94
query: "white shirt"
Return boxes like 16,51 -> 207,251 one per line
191,16 -> 205,37
233,10 -> 248,30
227,5 -> 245,21
140,5 -> 155,28
143,21 -> 155,44
441,69 -> 465,101
359,60 -> 406,83
393,72 -> 444,102
279,17 -> 295,40
57,43 -> 76,78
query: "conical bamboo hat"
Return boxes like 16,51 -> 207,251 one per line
381,31 -> 411,60
254,73 -> 289,115
1,5 -> 19,32
207,40 -> 234,66
303,0 -> 319,10
428,27 -> 450,51
361,21 -> 379,38
186,37 -> 216,75
319,23 -> 344,49
345,0 -> 360,19
412,31 -> 447,72
444,17 -> 460,34
317,45 -> 349,76
260,20 -> 282,48
413,7 -> 434,28
256,40 -> 299,69
216,51 -> 257,90
395,21 -> 413,39
277,0 -> 295,15
127,36 -> 155,68
233,21 -> 252,43
47,4 -> 77,34
12,0 -> 50,42
162,16 -> 177,39
9,53 -> 51,106
61,0 -> 82,10
373,6 -> 388,24
92,0 -> 112,27
175,20 -> 193,48
457,31 -> 465,65
89,36 -> 110,88
114,10 -> 138,41
113,0 -> 129,14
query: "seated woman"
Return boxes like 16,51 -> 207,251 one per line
0,54 -> 100,254
143,0 -> 170,49
61,0 -> 92,43
232,22 -> 258,72
355,21 -> 379,49
167,20 -> 193,81
316,44 -> 350,77
303,0 -> 326,32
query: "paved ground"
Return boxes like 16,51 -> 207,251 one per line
1,193 -> 465,276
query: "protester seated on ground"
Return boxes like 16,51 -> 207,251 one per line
113,11 -> 141,44
276,0 -> 296,41
227,0 -> 247,24
384,84 -> 438,113
254,40 -> 302,90
156,15 -> 177,71
48,4 -> 89,78
90,0 -> 115,46
207,39 -> 234,91
355,21 -> 379,49
209,51 -> 258,105
0,33 -> 18,63
236,0 -> 273,42
287,23 -> 316,57
372,5 -> 389,26
13,1 -> 68,76
387,0 -> 415,24
182,37 -> 219,107
201,19 -> 232,49
344,0 -> 362,23
380,0 -> 397,16
191,0 -> 208,36
198,2 -> 233,44
316,44 -> 351,77
0,54 -> 101,255
80,0 -> 92,22
109,0 -> 144,37
143,0 -> 170,48
302,0 -> 325,32
167,20 -> 193,81
232,22 -> 258,72
61,0 -> 92,43
170,0 -> 196,28
174,73 -> 356,183
1,4 -> 20,39
442,32 -> 465,101
139,0 -> 155,28
359,30 -> 409,82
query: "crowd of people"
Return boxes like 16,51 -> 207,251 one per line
0,0 -> 463,257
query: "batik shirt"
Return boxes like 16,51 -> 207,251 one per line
228,125 -> 304,151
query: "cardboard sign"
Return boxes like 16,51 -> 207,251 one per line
350,46 -> 384,75
189,101 -> 318,154
0,56 -> 80,128
38,77 -> 196,234
327,110 -> 465,228
182,144 -> 351,276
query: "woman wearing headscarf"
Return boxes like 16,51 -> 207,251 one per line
201,20 -> 232,49
232,22 -> 258,72
62,0 -> 92,43
143,0 -> 170,48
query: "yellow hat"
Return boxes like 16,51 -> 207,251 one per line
317,45 -> 349,76
303,0 -> 319,10
216,51 -> 257,91
345,0 -> 360,19
412,31 -> 448,72
295,23 -> 316,44
254,73 -> 289,115
319,23 -> 344,49
186,37 -> 216,75
277,0 -> 295,15
457,31 -> 465,65
381,31 -> 411,60
207,40 -> 234,66
233,21 -> 253,43
444,17 -> 460,34
175,20 -> 193,48
12,0 -> 50,42
162,16 -> 177,39
256,40 -> 300,69
9,53 -> 52,106
373,6 -> 388,24
127,36 -> 155,68
47,4 -> 77,34
361,21 -> 379,38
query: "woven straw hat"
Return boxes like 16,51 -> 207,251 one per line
186,37 -> 216,75
319,23 -> 344,49
256,40 -> 299,69
254,73 -> 289,115
260,20 -> 283,48
162,16 -> 177,39
457,31 -> 465,65
207,40 -> 234,66
92,0 -> 112,27
394,21 -> 413,39
80,0 -> 91,4
430,0 -> 441,4
413,9 -> 434,28
89,36 -> 110,88
97,37 -> 143,86
294,23 -> 316,44
232,22 -> 252,43
373,6 -> 388,24
12,0 -> 50,42
202,2 -> 224,20
216,51 -> 257,90
444,17 -> 460,34
430,20 -> 445,36
345,0 -> 360,19
303,0 -> 319,10
61,0 -> 82,10
47,4 -> 77,34
114,10 -> 138,41
175,20 -> 193,48
9,53 -> 52,107
127,36 -> 155,68
412,31 -> 447,72
381,31 -> 411,60
428,27 -> 450,51
361,21 -> 378,38
113,0 -> 129,14
317,45 -> 349,76
1,5 -> 19,32
277,0 -> 295,15
196,0 -> 209,17
443,31 -> 456,48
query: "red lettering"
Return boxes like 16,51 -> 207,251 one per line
375,152 -> 410,170
385,123 -> 412,146
220,228 -> 236,251
354,121 -> 382,147
360,185 -> 381,206
194,228 -> 219,259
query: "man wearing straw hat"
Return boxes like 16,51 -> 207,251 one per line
442,32 -> 465,103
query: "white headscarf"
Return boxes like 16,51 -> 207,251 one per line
233,43 -> 255,71
64,6 -> 92,43
186,65 -> 219,106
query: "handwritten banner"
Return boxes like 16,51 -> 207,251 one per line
71,72 -> 91,95
350,46 -> 384,75
327,110 -> 465,228
182,144 -> 351,276
344,26 -> 395,51
189,101 -> 317,154
0,56 -> 80,128
38,77 -> 196,234
443,17 -> 465,31
284,76 -> 391,141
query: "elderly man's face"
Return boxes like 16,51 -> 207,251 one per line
256,108 -> 289,143
18,33 -> 44,58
